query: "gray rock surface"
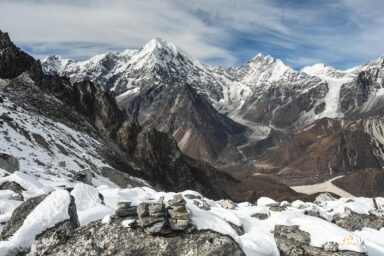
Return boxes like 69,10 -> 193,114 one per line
28,218 -> 245,256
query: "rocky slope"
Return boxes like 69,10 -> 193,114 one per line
332,169 -> 384,197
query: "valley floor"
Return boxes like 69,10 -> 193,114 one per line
291,176 -> 354,198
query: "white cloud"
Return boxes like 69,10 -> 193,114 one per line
0,0 -> 383,68
0,0 -> 235,63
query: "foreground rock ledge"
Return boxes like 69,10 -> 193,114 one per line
28,218 -> 245,256
274,225 -> 366,256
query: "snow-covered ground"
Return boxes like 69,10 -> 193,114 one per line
0,91 -> 112,181
0,167 -> 383,256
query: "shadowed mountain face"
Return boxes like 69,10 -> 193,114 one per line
42,36 -> 384,194
332,168 -> 384,197
121,83 -> 245,162
261,118 -> 383,181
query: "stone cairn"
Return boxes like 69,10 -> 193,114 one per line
115,194 -> 192,235
137,196 -> 167,234
167,194 -> 190,231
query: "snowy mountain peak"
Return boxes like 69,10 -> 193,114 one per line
143,38 -> 179,55
42,55 -> 73,75
355,56 -> 384,72
127,37 -> 196,72
238,53 -> 294,86
301,63 -> 340,77
252,53 -> 273,60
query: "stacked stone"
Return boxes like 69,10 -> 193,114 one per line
137,197 -> 167,234
115,202 -> 137,218
167,194 -> 190,231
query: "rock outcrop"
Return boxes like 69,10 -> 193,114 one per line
0,30 -> 35,79
28,218 -> 245,256
333,210 -> 384,231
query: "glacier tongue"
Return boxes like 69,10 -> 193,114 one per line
302,63 -> 356,119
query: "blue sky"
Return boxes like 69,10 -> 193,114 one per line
0,0 -> 383,69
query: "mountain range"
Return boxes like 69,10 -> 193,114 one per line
42,37 -> 384,195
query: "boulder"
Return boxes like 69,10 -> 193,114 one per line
29,219 -> 246,256
184,194 -> 202,200
227,221 -> 244,236
323,241 -> 338,252
28,195 -> 80,255
333,211 -> 384,231
268,204 -> 287,212
73,169 -> 93,185
219,199 -> 237,210
368,209 -> 384,219
314,193 -> 336,204
1,194 -> 47,240
274,225 -> 366,256
115,201 -> 137,218
251,213 -> 269,220
0,181 -> 25,200
0,153 -> 20,173
116,207 -> 137,218
193,199 -> 211,210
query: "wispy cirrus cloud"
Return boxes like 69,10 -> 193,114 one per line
0,0 -> 383,69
